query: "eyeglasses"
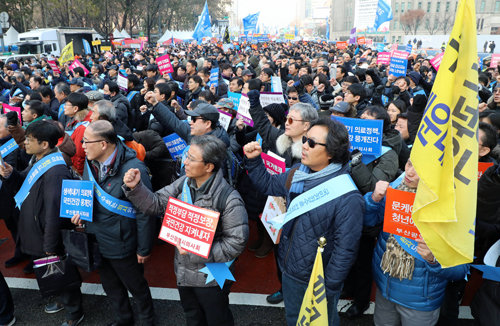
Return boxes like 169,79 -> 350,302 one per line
302,136 -> 326,148
184,152 -> 204,164
287,96 -> 298,101
286,116 -> 305,125
81,139 -> 106,145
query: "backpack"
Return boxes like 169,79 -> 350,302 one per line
225,150 -> 244,188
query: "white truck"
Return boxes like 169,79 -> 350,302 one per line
14,27 -> 99,57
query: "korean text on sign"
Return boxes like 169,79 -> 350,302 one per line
389,50 -> 409,77
333,116 -> 383,156
383,188 -> 421,240
159,197 -> 220,259
163,133 -> 187,160
60,180 -> 94,222
155,54 -> 174,74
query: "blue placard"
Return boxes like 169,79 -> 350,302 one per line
377,43 -> 385,52
60,180 -> 94,222
163,133 -> 188,160
333,116 -> 383,156
227,91 -> 242,110
209,67 -> 219,87
406,44 -> 412,53
389,57 -> 408,77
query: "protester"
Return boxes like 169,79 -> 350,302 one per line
123,135 -> 249,326
244,117 -> 364,326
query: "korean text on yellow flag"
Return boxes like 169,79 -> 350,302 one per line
59,41 -> 75,64
410,0 -> 478,268
296,246 -> 328,326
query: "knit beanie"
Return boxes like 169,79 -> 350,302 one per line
263,103 -> 287,126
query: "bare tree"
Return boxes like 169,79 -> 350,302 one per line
424,13 -> 441,35
441,11 -> 455,34
400,9 -> 426,35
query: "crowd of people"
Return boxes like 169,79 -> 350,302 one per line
0,39 -> 499,326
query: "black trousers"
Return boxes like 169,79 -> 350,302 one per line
178,285 -> 234,326
99,255 -> 155,325
0,270 -> 14,325
344,233 -> 377,306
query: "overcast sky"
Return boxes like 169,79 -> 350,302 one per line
237,0 -> 298,28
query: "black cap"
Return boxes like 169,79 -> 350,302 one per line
185,102 -> 220,122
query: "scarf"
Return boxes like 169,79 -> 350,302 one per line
290,163 -> 342,194
380,181 -> 417,281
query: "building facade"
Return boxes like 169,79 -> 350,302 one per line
329,0 -> 500,43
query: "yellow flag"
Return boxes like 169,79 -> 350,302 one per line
296,246 -> 328,326
59,41 -> 74,64
409,0 -> 478,268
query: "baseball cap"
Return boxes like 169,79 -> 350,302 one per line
215,98 -> 234,110
331,101 -> 350,114
185,102 -> 220,122
68,78 -> 84,87
241,69 -> 253,76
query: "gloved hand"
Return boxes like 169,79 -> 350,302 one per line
247,89 -> 261,108
350,149 -> 363,167
5,111 -> 18,126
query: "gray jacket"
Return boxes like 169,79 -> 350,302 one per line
124,169 -> 248,287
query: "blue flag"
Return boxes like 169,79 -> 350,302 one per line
295,26 -> 299,37
326,19 -> 330,40
193,1 -> 212,42
82,39 -> 92,55
374,0 -> 393,31
243,12 -> 260,35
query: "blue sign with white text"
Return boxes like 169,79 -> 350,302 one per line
227,92 -> 242,110
60,180 -> 94,222
164,133 -> 188,160
333,116 -> 383,156
406,44 -> 413,53
389,57 -> 408,77
209,67 -> 219,87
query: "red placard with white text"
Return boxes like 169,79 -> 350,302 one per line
155,54 -> 174,74
69,59 -> 90,76
430,52 -> 444,71
159,197 -> 220,258
336,41 -> 347,50
383,188 -> 421,240
261,152 -> 286,175
377,52 -> 391,65
2,104 -> 21,122
357,36 -> 366,45
478,162 -> 494,180
48,60 -> 61,74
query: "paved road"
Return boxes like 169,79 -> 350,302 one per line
8,288 -> 476,326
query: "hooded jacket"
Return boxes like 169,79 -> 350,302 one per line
110,93 -> 131,126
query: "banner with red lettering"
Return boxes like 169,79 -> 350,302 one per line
159,197 -> 220,258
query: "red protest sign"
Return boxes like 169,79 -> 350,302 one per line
48,60 -> 61,74
490,54 -> 500,68
1,104 -> 22,122
357,36 -> 366,45
478,162 -> 494,180
261,152 -> 286,175
69,59 -> 90,76
155,54 -> 174,74
336,41 -> 347,50
377,52 -> 391,65
159,197 -> 220,258
430,52 -> 444,71
383,188 -> 421,240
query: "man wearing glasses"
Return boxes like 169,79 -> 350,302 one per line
243,117 -> 364,326
73,120 -> 156,326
